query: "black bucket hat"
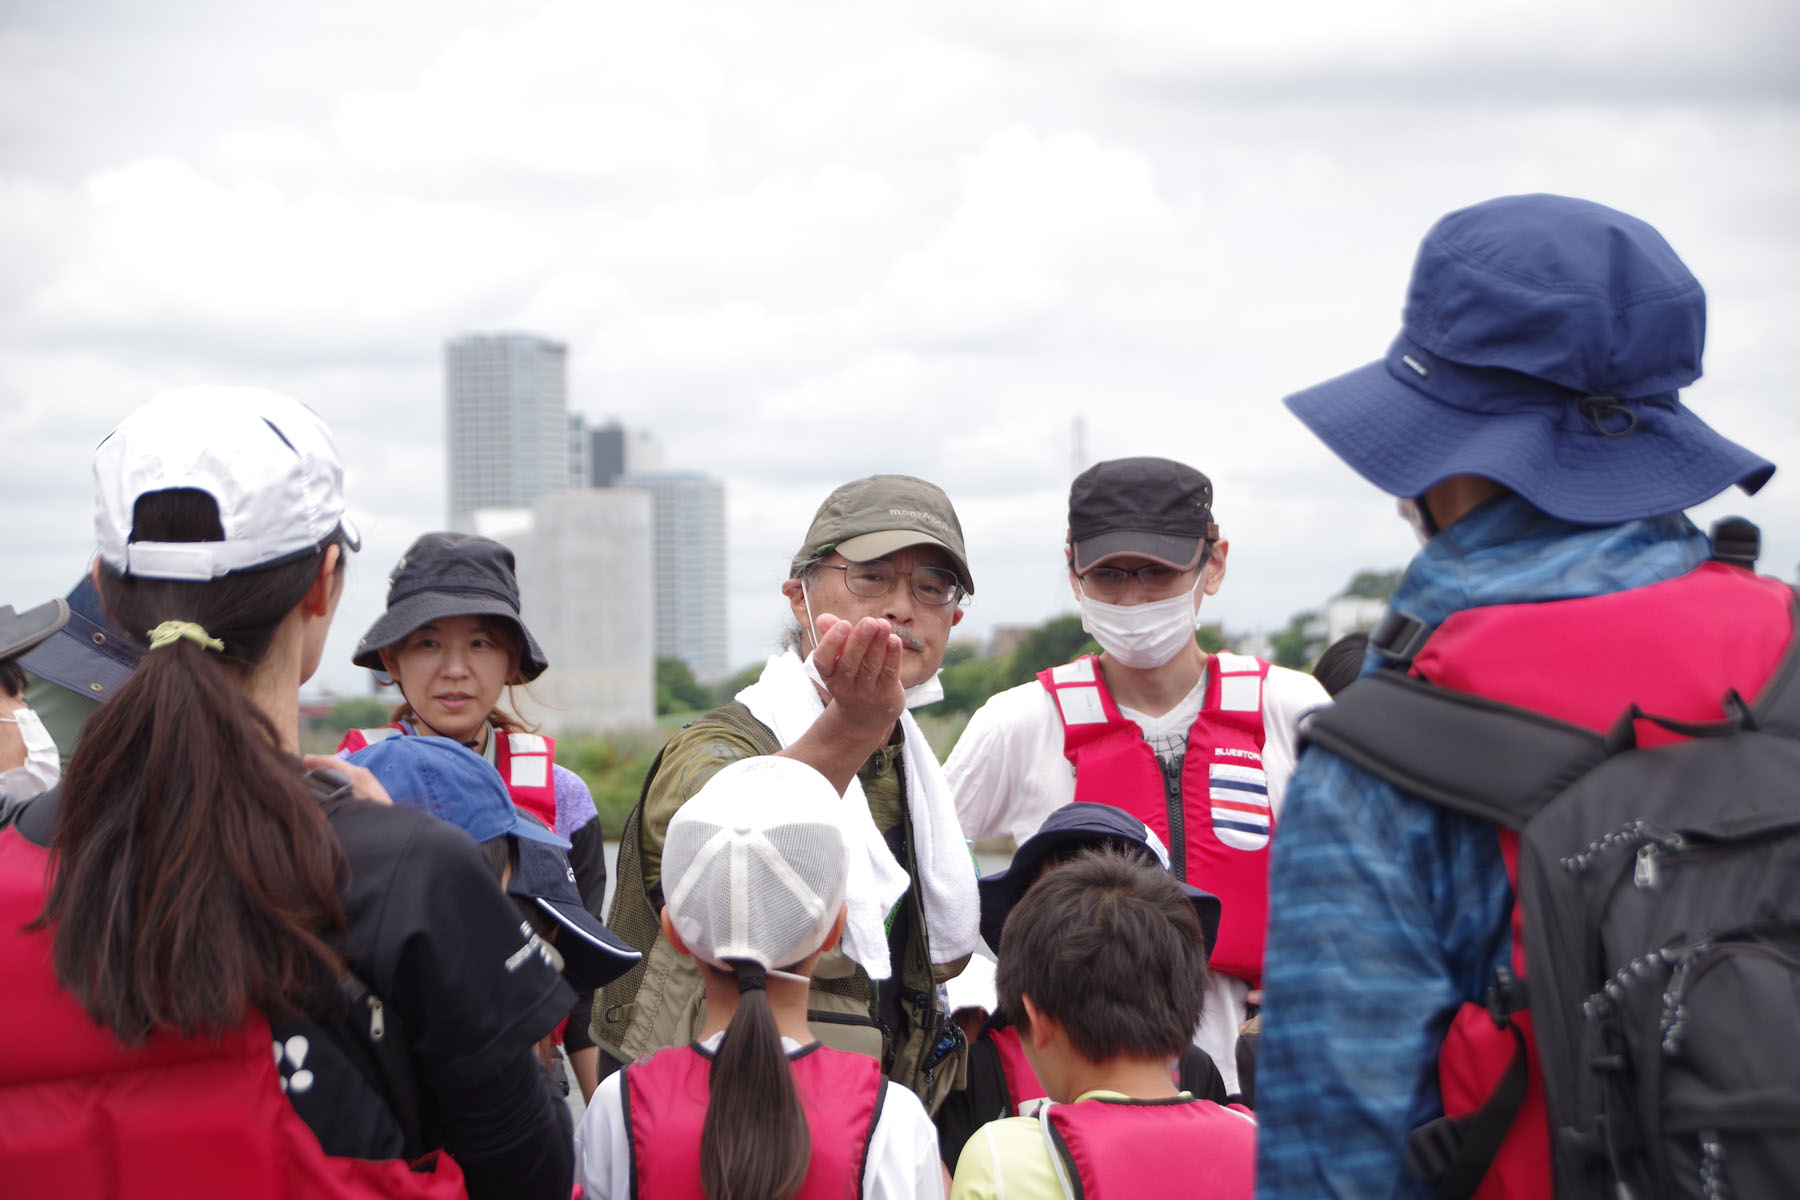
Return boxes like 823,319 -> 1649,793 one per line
353,532 -> 548,680
977,802 -> 1222,956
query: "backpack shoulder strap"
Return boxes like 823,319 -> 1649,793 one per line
1302,671 -> 1606,830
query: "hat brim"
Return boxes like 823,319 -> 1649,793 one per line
978,828 -> 1222,955
510,815 -> 571,852
1071,531 -> 1204,573
353,589 -> 549,680
1285,358 -> 1775,524
832,529 -> 975,595
0,599 -> 70,661
525,895 -> 642,989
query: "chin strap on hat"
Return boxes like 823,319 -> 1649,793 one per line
146,621 -> 225,653
1580,395 -> 1639,438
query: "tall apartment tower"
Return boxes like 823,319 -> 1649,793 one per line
445,333 -> 569,526
619,469 -> 728,682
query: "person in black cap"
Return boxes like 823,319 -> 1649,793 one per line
337,529 -> 613,1101
946,456 -> 1327,1098
597,475 -> 980,1115
0,598 -> 71,817
935,802 -> 1229,1171
1255,195 -> 1780,1200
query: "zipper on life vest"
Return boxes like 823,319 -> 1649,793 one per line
1162,754 -> 1186,883
366,993 -> 386,1043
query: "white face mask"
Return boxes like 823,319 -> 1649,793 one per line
1077,578 -> 1203,670
0,706 -> 61,802
797,581 -> 944,709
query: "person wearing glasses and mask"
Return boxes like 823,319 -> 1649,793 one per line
597,475 -> 980,1117
946,457 -> 1328,1100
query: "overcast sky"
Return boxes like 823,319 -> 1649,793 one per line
4,0 -> 1797,700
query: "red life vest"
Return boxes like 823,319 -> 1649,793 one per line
1044,1095 -> 1256,1199
988,1023 -> 1048,1116
1038,652 -> 1272,980
338,724 -> 559,830
625,1042 -> 883,1200
1409,562 -> 1795,1199
0,830 -> 465,1199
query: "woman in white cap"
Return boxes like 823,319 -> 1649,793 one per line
574,755 -> 946,1200
0,387 -> 577,1199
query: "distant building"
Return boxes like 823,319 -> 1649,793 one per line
1323,594 -> 1388,643
476,490 -> 657,734
445,332 -> 570,526
620,469 -> 727,683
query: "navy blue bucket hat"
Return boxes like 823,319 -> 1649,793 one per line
1285,194 -> 1773,524
977,802 -> 1221,956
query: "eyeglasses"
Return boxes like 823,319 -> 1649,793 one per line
1077,560 -> 1199,602
814,560 -> 965,607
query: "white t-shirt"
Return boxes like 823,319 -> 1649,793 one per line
943,655 -> 1331,1094
574,1034 -> 946,1200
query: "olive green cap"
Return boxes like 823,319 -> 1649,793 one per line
793,474 -> 974,594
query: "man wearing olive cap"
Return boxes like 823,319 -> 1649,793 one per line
597,475 -> 979,1113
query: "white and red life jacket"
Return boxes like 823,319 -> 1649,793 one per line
1038,652 -> 1272,981
0,830 -> 465,1199
1405,561 -> 1795,1198
338,724 -> 558,830
624,1042 -> 883,1200
1044,1095 -> 1255,1199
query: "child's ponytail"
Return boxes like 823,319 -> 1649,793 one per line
700,961 -> 810,1200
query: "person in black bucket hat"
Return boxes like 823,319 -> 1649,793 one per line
336,529 -> 615,1103
1256,195 -> 1786,1200
936,802 -> 1232,1171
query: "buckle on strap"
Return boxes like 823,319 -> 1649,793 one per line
1370,608 -> 1431,665
1485,965 -> 1528,1028
1405,1114 -> 1467,1184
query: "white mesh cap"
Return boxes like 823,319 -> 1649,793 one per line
94,385 -> 360,581
663,757 -> 850,977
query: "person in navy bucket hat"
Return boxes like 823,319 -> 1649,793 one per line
1284,193 -> 1772,525
1256,195 -> 1788,1200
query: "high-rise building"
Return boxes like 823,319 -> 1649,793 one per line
619,469 -> 728,682
445,333 -> 569,526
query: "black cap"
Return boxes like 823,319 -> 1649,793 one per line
977,802 -> 1222,956
353,532 -> 547,679
0,599 -> 69,662
507,838 -> 642,990
1069,457 -> 1217,573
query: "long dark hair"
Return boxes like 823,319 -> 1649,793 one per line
700,961 -> 811,1200
35,489 -> 350,1044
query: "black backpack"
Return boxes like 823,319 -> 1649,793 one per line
1303,548 -> 1800,1199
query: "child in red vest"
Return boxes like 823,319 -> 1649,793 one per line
950,847 -> 1255,1199
573,755 -> 946,1199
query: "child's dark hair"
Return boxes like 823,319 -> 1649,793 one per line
700,960 -> 810,1200
1312,630 -> 1368,697
36,488 -> 351,1044
996,847 -> 1208,1063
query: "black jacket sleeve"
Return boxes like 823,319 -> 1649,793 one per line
934,1032 -> 1011,1172
432,1047 -> 573,1200
567,816 -> 608,918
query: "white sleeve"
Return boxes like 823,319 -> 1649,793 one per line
573,1071 -> 632,1200
863,1081 -> 948,1200
945,682 -> 1076,846
1260,665 -> 1331,821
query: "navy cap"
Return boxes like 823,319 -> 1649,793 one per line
347,735 -> 570,851
978,802 -> 1221,956
1286,194 -> 1773,524
507,838 -> 640,990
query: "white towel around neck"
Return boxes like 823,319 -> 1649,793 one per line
734,650 -> 979,980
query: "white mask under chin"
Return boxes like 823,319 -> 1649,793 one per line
0,706 -> 61,802
1078,582 -> 1202,670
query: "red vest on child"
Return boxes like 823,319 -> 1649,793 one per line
1046,1095 -> 1256,1199
0,830 -> 464,1199
1038,652 -> 1272,980
625,1041 -> 884,1200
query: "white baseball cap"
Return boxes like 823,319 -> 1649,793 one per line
663,757 -> 850,981
94,386 -> 360,580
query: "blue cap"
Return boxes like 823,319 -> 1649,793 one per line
347,735 -> 571,851
1285,194 -> 1774,524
